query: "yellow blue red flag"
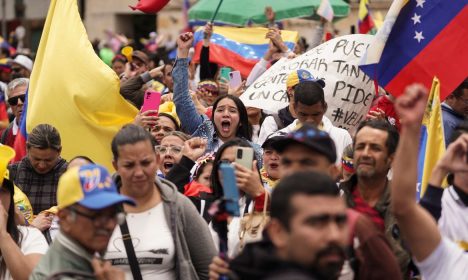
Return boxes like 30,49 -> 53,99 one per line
26,0 -> 137,170
192,26 -> 298,78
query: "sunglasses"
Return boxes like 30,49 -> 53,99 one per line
11,67 -> 22,73
8,94 -> 26,106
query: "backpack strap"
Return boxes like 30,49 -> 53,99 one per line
271,113 -> 284,130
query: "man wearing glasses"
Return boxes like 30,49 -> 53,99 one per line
30,164 -> 135,279
1,78 -> 27,148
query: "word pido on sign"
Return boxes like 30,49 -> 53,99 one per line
241,34 -> 375,132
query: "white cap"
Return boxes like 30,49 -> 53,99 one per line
12,55 -> 33,72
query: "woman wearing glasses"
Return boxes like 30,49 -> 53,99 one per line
106,124 -> 216,280
155,131 -> 190,178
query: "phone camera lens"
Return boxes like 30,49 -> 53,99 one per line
237,149 -> 243,158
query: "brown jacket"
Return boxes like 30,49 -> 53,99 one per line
340,175 -> 411,279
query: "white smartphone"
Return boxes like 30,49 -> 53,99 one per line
228,71 -> 242,88
235,147 -> 254,170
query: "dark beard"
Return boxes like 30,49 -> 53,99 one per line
11,73 -> 25,80
310,244 -> 346,280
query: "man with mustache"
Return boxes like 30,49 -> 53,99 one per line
230,171 -> 349,280
339,120 -> 411,278
30,164 -> 135,279
209,125 -> 402,280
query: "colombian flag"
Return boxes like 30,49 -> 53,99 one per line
360,0 -> 468,100
192,27 -> 298,78
27,0 -> 137,170
417,77 -> 446,199
358,0 -> 375,34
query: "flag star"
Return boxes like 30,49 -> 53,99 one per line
411,13 -> 421,24
414,31 -> 425,43
416,0 -> 425,8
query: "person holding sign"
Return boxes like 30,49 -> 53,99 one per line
258,70 -> 323,145
268,80 -> 352,164
173,32 -> 262,159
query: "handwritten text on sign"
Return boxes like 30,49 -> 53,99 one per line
240,34 -> 375,132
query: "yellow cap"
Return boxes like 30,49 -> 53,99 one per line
159,101 -> 180,128
0,146 -> 15,186
121,46 -> 133,63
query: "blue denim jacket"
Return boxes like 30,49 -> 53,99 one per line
173,58 -> 262,163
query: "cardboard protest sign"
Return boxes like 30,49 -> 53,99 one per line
240,34 -> 375,132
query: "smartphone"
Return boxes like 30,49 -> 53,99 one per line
141,90 -> 161,116
228,71 -> 242,88
220,66 -> 231,82
220,163 -> 240,217
235,147 -> 254,170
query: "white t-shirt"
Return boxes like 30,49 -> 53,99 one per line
210,196 -> 253,258
4,226 -> 48,280
105,203 -> 176,280
415,238 -> 468,280
251,124 -> 260,144
438,186 -> 468,250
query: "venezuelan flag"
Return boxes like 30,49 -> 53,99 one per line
417,77 -> 446,199
192,26 -> 298,78
360,0 -> 468,100
358,0 -> 375,34
27,0 -> 137,170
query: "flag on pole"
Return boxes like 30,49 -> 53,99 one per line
360,0 -> 468,100
182,0 -> 192,32
129,0 -> 171,13
317,0 -> 334,22
417,77 -> 446,199
358,0 -> 375,34
28,0 -> 137,170
192,26 -> 298,78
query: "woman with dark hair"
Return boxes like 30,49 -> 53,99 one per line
0,146 -> 48,280
208,138 -> 268,257
172,33 -> 262,158
105,124 -> 216,280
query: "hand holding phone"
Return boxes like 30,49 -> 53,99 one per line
228,71 -> 242,89
220,67 -> 231,82
235,147 -> 254,170
220,163 -> 240,217
141,90 -> 162,117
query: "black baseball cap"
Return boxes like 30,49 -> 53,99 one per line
271,124 -> 337,163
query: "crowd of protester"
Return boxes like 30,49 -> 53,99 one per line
0,8 -> 467,280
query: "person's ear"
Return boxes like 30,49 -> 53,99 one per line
329,163 -> 341,181
112,159 -> 118,171
267,219 -> 289,250
57,209 -> 72,232
323,102 -> 328,113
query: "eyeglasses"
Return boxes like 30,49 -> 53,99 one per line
11,67 -> 22,73
70,206 -> 121,226
155,145 -> 183,155
7,94 -> 26,106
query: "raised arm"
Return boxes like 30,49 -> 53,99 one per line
391,84 -> 441,262
173,33 -> 205,134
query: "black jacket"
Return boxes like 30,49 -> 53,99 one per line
229,240 -> 321,280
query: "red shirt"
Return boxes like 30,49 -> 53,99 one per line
352,186 -> 385,232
